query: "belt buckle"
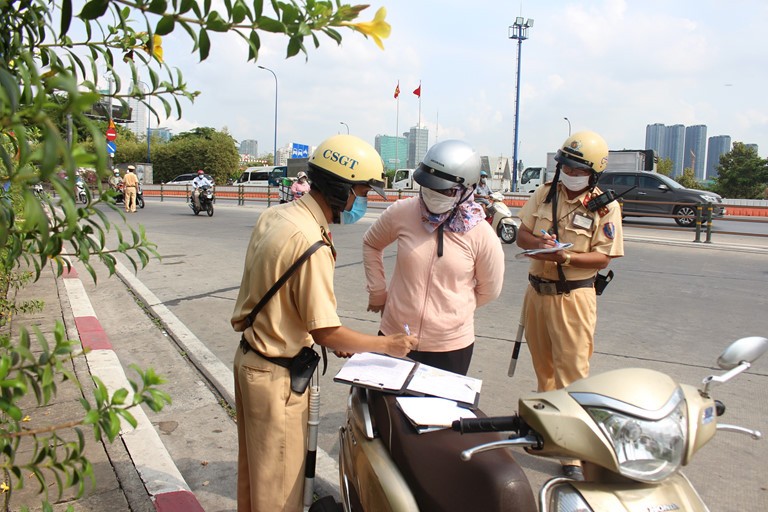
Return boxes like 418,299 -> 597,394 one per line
539,282 -> 558,295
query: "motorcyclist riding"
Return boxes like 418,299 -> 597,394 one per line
290,171 -> 311,200
191,170 -> 212,210
474,170 -> 493,214
109,169 -> 123,191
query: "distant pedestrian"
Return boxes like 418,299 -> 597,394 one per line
123,165 -> 139,213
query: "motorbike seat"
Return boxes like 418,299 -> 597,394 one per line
369,391 -> 536,512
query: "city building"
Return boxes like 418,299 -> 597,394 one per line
745,143 -> 759,156
149,127 -> 172,143
374,134 -> 409,171
405,126 -> 429,169
645,123 -> 666,159
706,135 -> 731,180
239,139 -> 258,156
665,125 -> 685,177
684,125 -> 707,180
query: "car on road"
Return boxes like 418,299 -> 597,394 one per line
597,171 -> 725,227
164,173 -> 214,186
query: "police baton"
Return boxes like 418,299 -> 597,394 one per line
507,306 -> 526,377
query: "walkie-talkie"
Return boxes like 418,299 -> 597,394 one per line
586,185 -> 637,212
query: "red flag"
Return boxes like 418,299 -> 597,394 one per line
394,82 -> 400,99
413,84 -> 421,97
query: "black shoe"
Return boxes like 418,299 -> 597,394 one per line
562,464 -> 585,481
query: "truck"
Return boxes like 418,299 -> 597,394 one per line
517,149 -> 657,194
390,155 -> 511,192
391,168 -> 418,190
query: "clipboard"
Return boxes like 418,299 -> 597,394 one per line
334,353 -> 482,407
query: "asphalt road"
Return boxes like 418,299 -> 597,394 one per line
102,199 -> 768,511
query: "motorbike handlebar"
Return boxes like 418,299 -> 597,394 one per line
451,415 -> 522,434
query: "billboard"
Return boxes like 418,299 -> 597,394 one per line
291,143 -> 309,158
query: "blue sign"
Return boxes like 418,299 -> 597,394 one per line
106,141 -> 117,156
291,143 -> 309,158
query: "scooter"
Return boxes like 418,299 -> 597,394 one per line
486,191 -> 518,244
334,336 -> 766,511
190,184 -> 214,216
114,183 -> 145,209
75,178 -> 87,204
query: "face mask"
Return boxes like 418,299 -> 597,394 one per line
421,187 -> 459,214
341,194 -> 368,224
559,172 -> 591,192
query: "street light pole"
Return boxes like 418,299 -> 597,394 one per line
509,17 -> 533,193
564,117 -> 571,137
259,65 -> 278,165
340,121 -> 349,134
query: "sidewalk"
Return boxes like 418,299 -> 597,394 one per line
6,263 -> 202,512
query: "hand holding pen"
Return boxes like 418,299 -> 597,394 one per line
540,229 -> 559,248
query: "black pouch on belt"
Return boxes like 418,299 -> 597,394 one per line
289,346 -> 321,394
594,270 -> 614,296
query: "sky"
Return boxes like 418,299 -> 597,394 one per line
139,0 -> 768,167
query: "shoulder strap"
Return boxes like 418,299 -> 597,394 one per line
245,239 -> 328,327
550,188 -> 570,291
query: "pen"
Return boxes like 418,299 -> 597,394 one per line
541,229 -> 559,245
404,323 -> 411,336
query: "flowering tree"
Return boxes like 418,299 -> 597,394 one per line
0,0 -> 390,509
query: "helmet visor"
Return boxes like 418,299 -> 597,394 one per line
414,163 -> 466,190
555,150 -> 595,172
367,179 -> 387,199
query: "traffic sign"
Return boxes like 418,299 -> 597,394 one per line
106,141 -> 116,156
106,127 -> 117,141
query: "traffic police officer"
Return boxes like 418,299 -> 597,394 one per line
231,134 -> 416,512
516,130 -> 624,481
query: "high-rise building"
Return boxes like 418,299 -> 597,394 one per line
665,125 -> 685,177
645,123 -> 666,158
684,125 -> 707,180
374,134 -> 409,171
239,139 -> 258,156
149,127 -> 172,143
745,143 -> 759,156
706,135 -> 731,180
406,126 -> 429,169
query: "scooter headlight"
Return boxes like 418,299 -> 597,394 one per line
585,396 -> 686,483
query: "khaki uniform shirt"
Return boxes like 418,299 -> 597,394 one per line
231,194 -> 340,357
123,172 -> 139,187
518,182 -> 624,281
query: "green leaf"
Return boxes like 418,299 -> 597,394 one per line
60,0 -> 73,36
79,0 -> 110,19
111,388 -> 129,405
148,0 -> 168,15
286,35 -> 302,58
232,0 -> 248,23
206,12 -> 230,32
156,15 -> 176,35
198,28 -> 211,60
258,16 -> 286,33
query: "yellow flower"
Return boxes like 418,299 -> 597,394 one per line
22,415 -> 30,422
0,482 -> 9,493
342,7 -> 391,50
141,34 -> 163,63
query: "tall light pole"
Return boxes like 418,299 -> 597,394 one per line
564,117 -> 571,137
258,65 -> 278,165
340,121 -> 349,134
509,17 -> 533,192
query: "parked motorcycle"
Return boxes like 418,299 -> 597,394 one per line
334,336 -> 766,512
486,191 -> 518,244
190,184 -> 214,216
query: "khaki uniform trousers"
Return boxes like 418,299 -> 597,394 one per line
234,347 -> 309,512
523,284 -> 597,393
125,186 -> 137,212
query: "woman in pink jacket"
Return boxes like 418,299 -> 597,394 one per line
363,140 -> 505,375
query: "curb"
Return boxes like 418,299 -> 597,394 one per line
61,265 -> 205,512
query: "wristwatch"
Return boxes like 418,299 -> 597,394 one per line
561,252 -> 571,267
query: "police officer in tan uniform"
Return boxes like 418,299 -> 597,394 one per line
516,130 -> 623,481
231,134 -> 416,512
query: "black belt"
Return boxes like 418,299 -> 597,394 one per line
528,274 -> 595,295
240,336 -> 293,368
239,335 -> 328,374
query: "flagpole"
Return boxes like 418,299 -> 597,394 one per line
395,81 -> 400,171
417,81 -> 422,129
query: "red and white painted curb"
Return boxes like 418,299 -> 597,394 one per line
61,266 -> 204,512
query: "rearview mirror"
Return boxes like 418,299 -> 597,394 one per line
717,337 -> 768,370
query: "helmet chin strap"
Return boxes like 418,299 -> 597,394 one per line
436,187 -> 472,257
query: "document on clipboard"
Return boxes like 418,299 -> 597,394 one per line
395,397 -> 477,434
515,242 -> 573,259
333,353 -> 482,406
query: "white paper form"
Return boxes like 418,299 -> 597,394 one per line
515,242 -> 573,259
396,397 -> 477,429
405,364 -> 482,405
334,352 -> 416,391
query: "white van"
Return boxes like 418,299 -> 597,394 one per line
235,165 -> 288,186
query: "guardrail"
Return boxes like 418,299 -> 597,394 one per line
140,185 -> 768,243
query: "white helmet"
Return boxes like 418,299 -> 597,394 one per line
113,169 -> 120,175
414,140 -> 481,190
297,171 -> 307,180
